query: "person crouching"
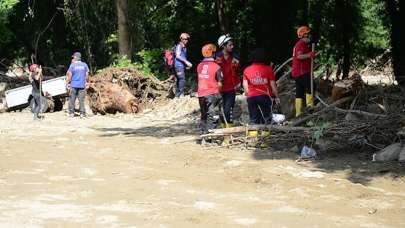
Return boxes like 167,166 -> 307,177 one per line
197,44 -> 223,135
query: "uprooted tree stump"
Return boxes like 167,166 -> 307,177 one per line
87,67 -> 174,114
87,80 -> 139,115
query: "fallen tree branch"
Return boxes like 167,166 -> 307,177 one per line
316,95 -> 387,118
292,96 -> 354,126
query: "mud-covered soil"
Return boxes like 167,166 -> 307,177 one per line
0,97 -> 404,227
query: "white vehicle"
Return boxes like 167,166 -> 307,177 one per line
4,76 -> 68,110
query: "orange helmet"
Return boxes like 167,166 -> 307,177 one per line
201,44 -> 217,58
29,64 -> 39,72
179,33 -> 190,40
297,26 -> 311,38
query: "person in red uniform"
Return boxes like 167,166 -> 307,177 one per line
216,34 -> 240,128
197,44 -> 223,135
292,26 -> 316,117
243,48 -> 280,125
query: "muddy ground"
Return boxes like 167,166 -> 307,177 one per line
0,97 -> 404,227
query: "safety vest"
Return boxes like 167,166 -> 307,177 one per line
197,60 -> 221,97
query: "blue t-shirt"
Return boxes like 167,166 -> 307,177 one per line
174,44 -> 187,69
68,61 -> 89,88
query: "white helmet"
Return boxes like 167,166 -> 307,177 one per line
218,34 -> 232,48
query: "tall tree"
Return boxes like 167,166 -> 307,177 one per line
216,0 -> 229,33
384,0 -> 404,81
117,0 -> 131,59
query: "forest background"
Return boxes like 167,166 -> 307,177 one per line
0,0 -> 403,83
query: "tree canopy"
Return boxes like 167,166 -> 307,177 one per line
0,0 -> 403,82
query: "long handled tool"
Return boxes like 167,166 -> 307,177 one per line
39,66 -> 43,118
310,43 -> 315,97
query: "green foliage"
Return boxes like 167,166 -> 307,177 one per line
0,0 -> 18,45
0,0 -> 400,80
110,55 -> 135,68
307,120 -> 330,142
136,49 -> 163,76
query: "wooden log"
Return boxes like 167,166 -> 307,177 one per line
202,124 -> 310,137
292,96 -> 354,126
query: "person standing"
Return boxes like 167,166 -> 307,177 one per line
66,52 -> 89,118
216,34 -> 240,128
292,26 -> 316,117
243,48 -> 280,125
197,44 -> 223,135
174,33 -> 193,98
29,64 -> 43,120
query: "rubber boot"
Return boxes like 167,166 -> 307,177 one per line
295,98 -> 304,117
306,94 -> 314,107
222,123 -> 235,146
248,130 -> 258,138
260,130 -> 270,149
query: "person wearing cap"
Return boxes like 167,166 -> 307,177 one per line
28,64 -> 43,120
66,52 -> 89,118
216,34 -> 240,129
197,44 -> 223,135
243,48 -> 280,143
292,26 -> 316,117
174,32 -> 192,98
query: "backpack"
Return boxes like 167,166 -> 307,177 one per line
164,45 -> 176,69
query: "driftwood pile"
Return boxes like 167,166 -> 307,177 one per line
87,67 -> 174,114
204,53 -> 405,155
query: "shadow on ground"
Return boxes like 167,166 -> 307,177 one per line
252,145 -> 405,186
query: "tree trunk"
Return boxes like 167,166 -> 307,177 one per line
216,0 -> 229,33
116,0 -> 131,59
385,0 -> 405,82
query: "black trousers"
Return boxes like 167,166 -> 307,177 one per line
294,73 -> 311,99
199,93 -> 221,134
247,95 -> 272,124
221,90 -> 236,124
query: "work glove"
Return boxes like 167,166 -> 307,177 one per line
186,61 -> 193,69
274,97 -> 281,105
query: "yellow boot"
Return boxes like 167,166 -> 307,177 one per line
295,98 -> 304,117
225,123 -> 235,128
260,130 -> 270,149
248,130 -> 258,138
306,94 -> 314,107
222,123 -> 235,146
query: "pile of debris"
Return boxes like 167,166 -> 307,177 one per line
87,67 -> 174,114
204,53 -> 405,161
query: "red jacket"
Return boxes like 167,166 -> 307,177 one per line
243,63 -> 275,97
216,54 -> 240,92
197,60 -> 221,97
292,40 -> 311,77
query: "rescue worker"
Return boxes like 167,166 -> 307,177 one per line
66,52 -> 89,118
243,48 -> 280,124
216,34 -> 240,128
243,48 -> 280,144
197,44 -> 223,135
292,26 -> 316,117
174,33 -> 192,98
28,64 -> 43,120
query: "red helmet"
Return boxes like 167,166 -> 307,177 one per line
29,64 -> 39,72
